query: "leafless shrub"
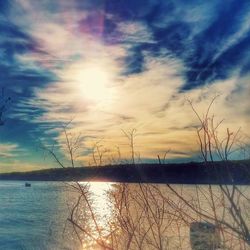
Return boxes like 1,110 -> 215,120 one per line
122,129 -> 137,165
43,97 -> 250,249
166,96 -> 250,249
157,149 -> 171,165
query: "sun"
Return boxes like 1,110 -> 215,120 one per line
75,65 -> 114,103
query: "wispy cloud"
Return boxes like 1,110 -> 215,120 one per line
0,0 -> 249,171
0,143 -> 26,158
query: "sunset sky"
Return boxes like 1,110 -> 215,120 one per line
0,0 -> 250,172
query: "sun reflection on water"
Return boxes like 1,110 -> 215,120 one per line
78,181 -> 115,249
87,182 -> 114,222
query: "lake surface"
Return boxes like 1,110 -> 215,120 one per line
0,181 -> 81,250
0,181 -> 249,250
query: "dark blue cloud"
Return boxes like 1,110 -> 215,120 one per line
0,0 -> 10,13
0,12 -> 57,157
153,22 -> 191,57
76,0 -> 105,11
123,46 -> 145,75
0,20 -> 54,91
0,22 -> 35,63
0,0 -> 249,170
103,0 -> 165,74
182,0 -> 250,89
103,0 -> 250,89
105,0 -> 158,21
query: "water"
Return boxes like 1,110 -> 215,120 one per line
0,181 -> 249,250
0,181 -> 80,250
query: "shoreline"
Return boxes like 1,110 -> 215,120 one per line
0,160 -> 250,185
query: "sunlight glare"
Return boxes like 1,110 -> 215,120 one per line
79,181 -> 114,228
76,66 -> 114,103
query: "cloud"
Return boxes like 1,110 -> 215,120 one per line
117,21 -> 154,44
0,143 -> 25,158
0,0 -> 249,171
15,48 -> 250,165
0,161 -> 50,173
104,0 -> 250,89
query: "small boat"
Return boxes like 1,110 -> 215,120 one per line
25,182 -> 31,187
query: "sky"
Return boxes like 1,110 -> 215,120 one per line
0,0 -> 250,172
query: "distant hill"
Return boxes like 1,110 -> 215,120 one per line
0,160 -> 250,184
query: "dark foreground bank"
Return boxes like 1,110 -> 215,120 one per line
0,160 -> 250,184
